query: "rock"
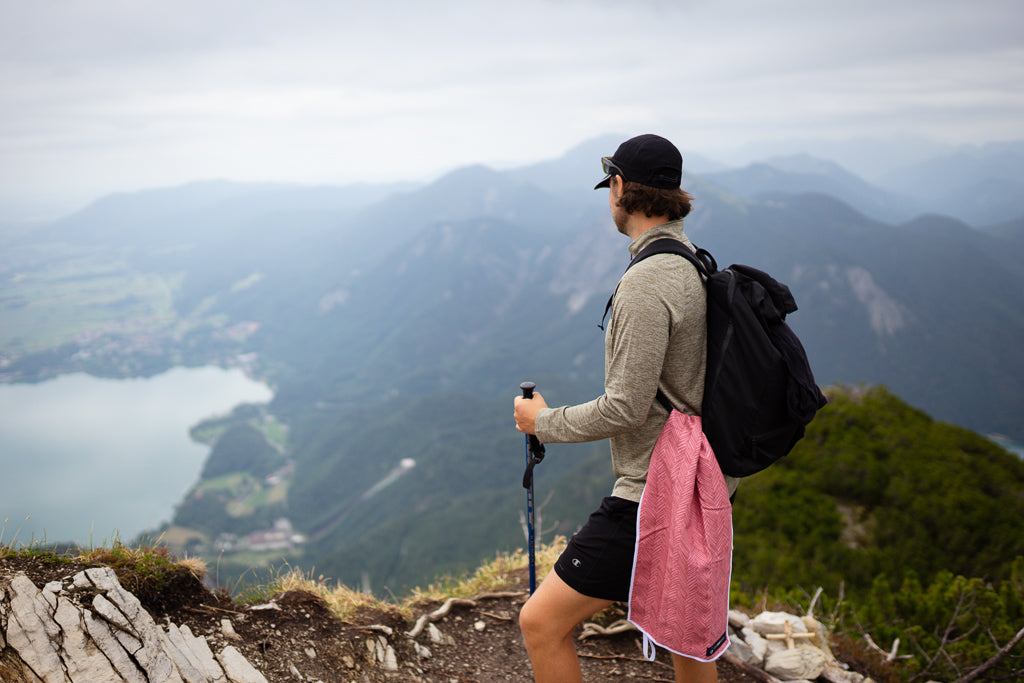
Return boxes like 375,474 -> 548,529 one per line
426,622 -> 453,645
802,615 -> 834,658
217,645 -> 269,683
820,662 -> 867,683
83,606 -> 148,682
741,626 -> 768,665
221,618 -> 242,641
82,566 -> 185,682
54,594 -> 122,681
4,573 -> 66,682
366,635 -> 399,671
168,623 -> 227,683
1,568 -> 269,683
728,609 -> 751,630
751,610 -> 809,637
382,642 -> 398,671
724,633 -> 758,666
765,646 -> 828,680
473,620 -> 486,632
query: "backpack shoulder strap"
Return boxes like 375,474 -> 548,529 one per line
599,238 -> 717,330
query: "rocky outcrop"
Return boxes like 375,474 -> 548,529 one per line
1,567 -> 266,683
725,609 -> 869,683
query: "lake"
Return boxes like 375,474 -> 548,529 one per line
0,366 -> 273,546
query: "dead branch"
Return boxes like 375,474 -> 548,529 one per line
406,591 -> 525,638
578,618 -> 638,640
954,625 -> 1024,683
863,633 -> 912,662
806,586 -> 824,619
910,583 -> 976,682
479,610 -> 513,621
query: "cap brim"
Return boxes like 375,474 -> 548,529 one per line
594,175 -> 612,190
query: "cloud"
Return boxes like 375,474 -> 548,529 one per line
1,0 -> 1021,219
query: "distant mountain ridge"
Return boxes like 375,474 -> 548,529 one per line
3,136 -> 1024,594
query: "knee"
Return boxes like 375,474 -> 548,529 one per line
519,596 -> 562,649
518,597 -> 544,646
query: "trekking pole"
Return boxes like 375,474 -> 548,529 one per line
520,381 -> 546,594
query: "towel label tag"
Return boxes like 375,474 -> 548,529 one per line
706,632 -> 729,658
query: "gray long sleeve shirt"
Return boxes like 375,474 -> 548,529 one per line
534,220 -> 711,502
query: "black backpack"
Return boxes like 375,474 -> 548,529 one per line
601,238 -> 827,477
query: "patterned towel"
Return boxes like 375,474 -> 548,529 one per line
628,411 -> 733,662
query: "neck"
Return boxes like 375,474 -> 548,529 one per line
624,213 -> 671,241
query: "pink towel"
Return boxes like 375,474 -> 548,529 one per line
628,411 -> 733,662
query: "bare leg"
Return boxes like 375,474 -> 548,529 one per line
519,569 -> 614,683
671,653 -> 718,683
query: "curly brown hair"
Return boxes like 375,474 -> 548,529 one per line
617,181 -> 694,221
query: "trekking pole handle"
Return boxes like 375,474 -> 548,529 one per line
520,381 -> 535,399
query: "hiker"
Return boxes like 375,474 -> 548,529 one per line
513,133 -> 739,683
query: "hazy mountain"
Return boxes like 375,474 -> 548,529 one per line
6,135 -> 1024,593
876,141 -> 1024,226
702,155 -> 919,223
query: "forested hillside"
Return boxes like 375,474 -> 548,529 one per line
731,385 -> 1024,594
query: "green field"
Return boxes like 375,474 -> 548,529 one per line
0,243 -> 179,352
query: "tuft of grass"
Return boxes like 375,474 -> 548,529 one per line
1,530 -> 208,593
410,536 -> 567,604
79,533 -> 207,584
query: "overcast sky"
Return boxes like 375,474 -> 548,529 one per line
2,0 -> 1022,220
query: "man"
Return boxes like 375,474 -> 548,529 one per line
513,133 -> 738,683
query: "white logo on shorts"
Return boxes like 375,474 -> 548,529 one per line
572,558 -> 582,568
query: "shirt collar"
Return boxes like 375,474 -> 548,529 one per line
627,219 -> 691,257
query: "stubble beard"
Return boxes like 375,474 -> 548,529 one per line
612,204 -> 629,235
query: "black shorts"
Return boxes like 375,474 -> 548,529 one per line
554,496 -> 639,602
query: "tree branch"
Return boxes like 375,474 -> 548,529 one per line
954,625 -> 1024,683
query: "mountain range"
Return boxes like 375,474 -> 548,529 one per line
3,136 -> 1023,592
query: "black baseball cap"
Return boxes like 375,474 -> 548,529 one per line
594,134 -> 683,190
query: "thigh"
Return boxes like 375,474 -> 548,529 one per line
553,496 -> 638,602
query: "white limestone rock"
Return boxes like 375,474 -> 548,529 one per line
727,609 -> 751,630
802,615 -> 834,658
177,624 -> 229,683
161,621 -> 211,683
54,594 -> 122,682
83,568 -> 184,683
218,645 -> 270,683
750,610 -> 809,636
820,662 -> 867,683
724,632 -> 758,666
83,607 -> 148,683
741,626 -> 768,665
2,565 -> 273,683
765,646 -> 828,680
5,573 -> 66,682
221,618 -> 242,642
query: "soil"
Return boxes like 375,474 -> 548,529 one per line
1,555 -> 769,682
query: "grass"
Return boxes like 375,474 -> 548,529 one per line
1,531 -> 207,593
1,533 -> 566,628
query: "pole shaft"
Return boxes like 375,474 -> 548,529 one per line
520,381 -> 538,594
